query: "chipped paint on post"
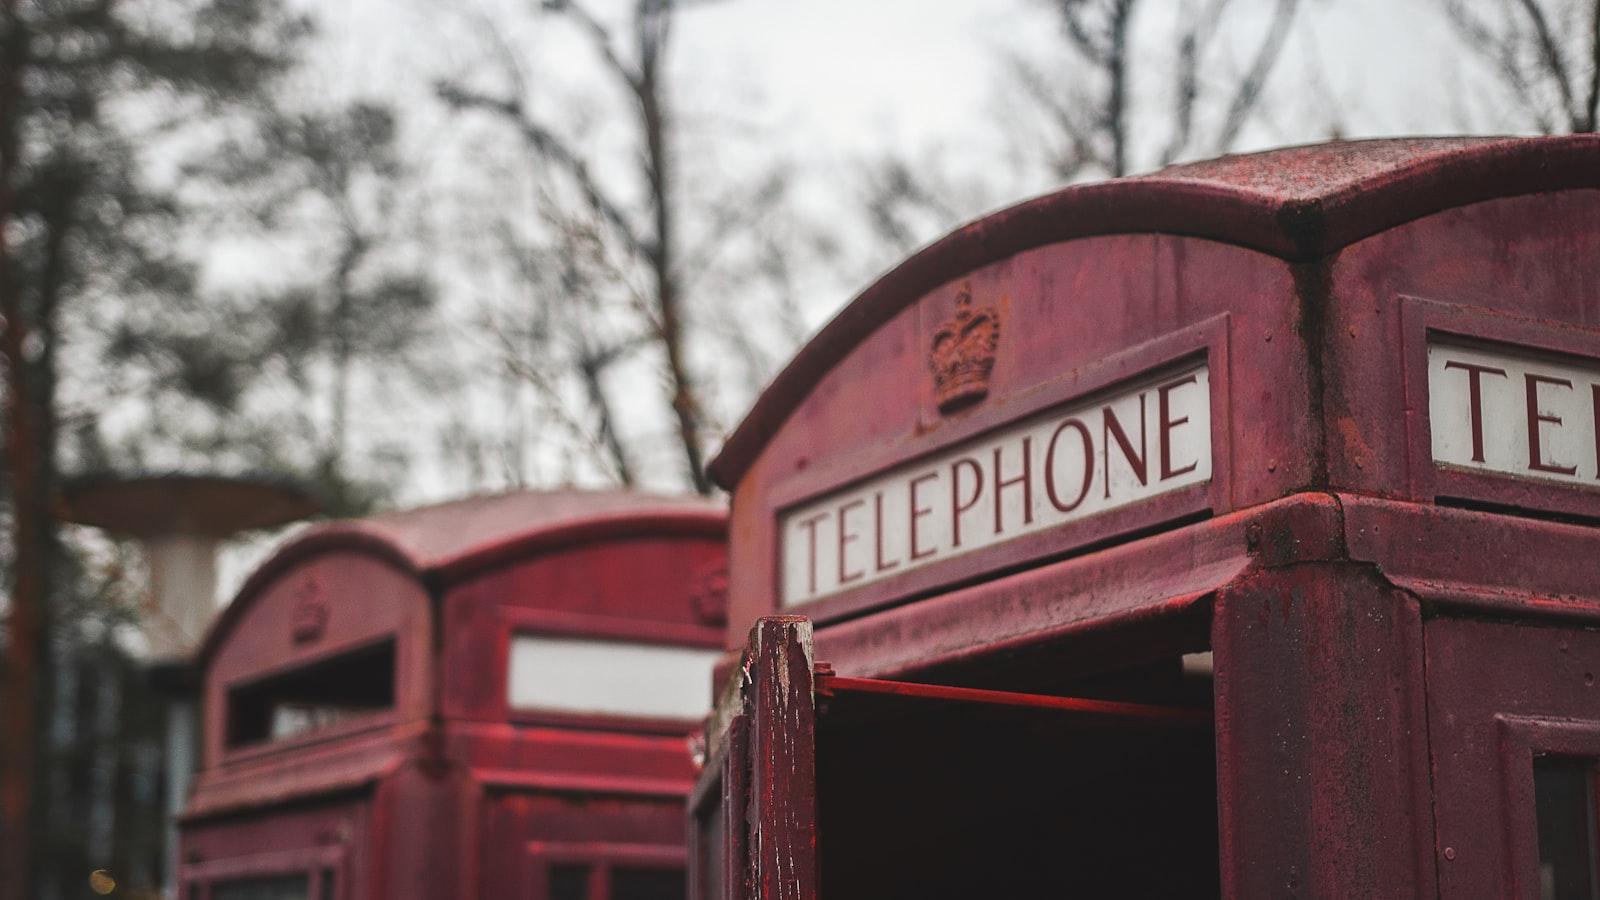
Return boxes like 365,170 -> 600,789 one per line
747,617 -> 817,900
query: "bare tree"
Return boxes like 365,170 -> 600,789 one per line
0,0 -> 304,892
860,151 -> 1007,260
1442,0 -> 1600,134
170,100 -> 438,510
1014,0 -> 1300,179
862,0 -> 1300,266
437,0 -> 804,495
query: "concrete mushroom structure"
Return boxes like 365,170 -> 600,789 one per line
61,472 -> 322,897
61,472 -> 321,658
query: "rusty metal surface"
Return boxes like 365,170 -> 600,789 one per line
805,492 -> 1341,681
691,617 -> 818,900
1424,617 -> 1600,898
710,135 -> 1600,491
1213,562 -> 1435,898
200,488 -> 724,666
701,137 -> 1600,900
1323,189 -> 1600,510
722,232 -> 1307,634
746,618 -> 817,900
1342,493 -> 1600,619
721,489 -> 1596,900
712,135 -> 1600,639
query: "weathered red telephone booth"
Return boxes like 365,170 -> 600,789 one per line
692,137 -> 1600,898
179,490 -> 726,900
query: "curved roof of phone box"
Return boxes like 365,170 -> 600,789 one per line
199,489 -> 726,665
708,135 -> 1600,489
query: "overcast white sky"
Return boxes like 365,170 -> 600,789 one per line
267,0 -> 1522,362
301,0 -> 1499,170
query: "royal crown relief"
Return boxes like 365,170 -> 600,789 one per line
290,576 -> 328,644
779,282 -> 1214,607
929,281 -> 1001,414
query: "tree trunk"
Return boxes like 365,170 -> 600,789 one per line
0,5 -> 40,897
327,239 -> 364,475
637,0 -> 710,494
1106,0 -> 1134,177
1583,0 -> 1600,133
578,351 -> 635,486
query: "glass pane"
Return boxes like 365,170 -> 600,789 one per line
696,801 -> 726,900
1534,756 -> 1599,900
507,635 -> 717,720
213,875 -> 310,900
227,640 -> 395,747
611,867 -> 684,900
549,864 -> 591,900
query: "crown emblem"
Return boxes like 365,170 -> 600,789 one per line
928,281 -> 1000,414
690,561 -> 729,626
291,577 -> 328,644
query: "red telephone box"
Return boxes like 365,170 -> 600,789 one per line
178,490 -> 726,900
692,137 -> 1600,898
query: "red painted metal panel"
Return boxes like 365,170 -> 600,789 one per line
763,315 -> 1235,625
200,552 -> 431,780
1341,493 -> 1600,624
724,232 -> 1309,635
715,137 -> 1600,645
478,794 -> 687,899
1324,188 -> 1600,505
180,799 -> 373,899
1213,562 -> 1436,898
711,137 -> 1600,490
1426,617 -> 1600,898
746,618 -> 818,900
198,491 -> 723,667
700,137 -> 1600,900
183,491 -> 728,900
440,533 -> 724,724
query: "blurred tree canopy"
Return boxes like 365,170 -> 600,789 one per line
0,0 -> 320,895
129,98 -> 440,512
435,0 -> 820,494
1441,0 -> 1599,134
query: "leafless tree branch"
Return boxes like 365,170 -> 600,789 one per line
1583,0 -> 1600,130
678,167 -> 789,291
1515,0 -> 1578,122
1211,0 -> 1298,154
1104,0 -> 1134,175
1006,53 -> 1099,178
1160,0 -> 1233,164
1051,0 -> 1114,65
543,0 -> 641,91
436,82 -> 648,258
1439,0 -> 1594,134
